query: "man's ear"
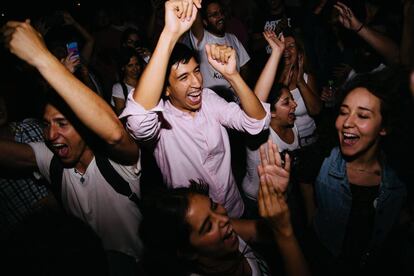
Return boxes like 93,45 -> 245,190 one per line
202,19 -> 208,28
379,127 -> 387,136
165,86 -> 171,97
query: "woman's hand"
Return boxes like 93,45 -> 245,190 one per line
296,54 -> 305,85
334,2 -> 363,32
258,140 -> 291,194
61,52 -> 80,73
263,30 -> 285,57
258,140 -> 292,237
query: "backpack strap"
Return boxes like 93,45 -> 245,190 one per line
94,153 -> 141,209
120,82 -> 128,101
49,153 -> 141,209
49,154 -> 64,203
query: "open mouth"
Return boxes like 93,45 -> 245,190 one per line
51,143 -> 69,158
187,91 -> 202,105
342,132 -> 359,146
223,225 -> 236,246
288,112 -> 296,121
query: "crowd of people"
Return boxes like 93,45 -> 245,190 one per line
1,0 -> 414,275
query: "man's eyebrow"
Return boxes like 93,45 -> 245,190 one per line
176,72 -> 189,79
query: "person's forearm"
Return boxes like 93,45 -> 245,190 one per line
275,233 -> 311,276
133,30 -> 179,109
72,21 -> 95,64
297,81 -> 321,116
35,51 -> 127,147
0,140 -> 37,170
358,25 -> 399,65
227,73 -> 266,119
254,52 -> 281,101
190,12 -> 204,44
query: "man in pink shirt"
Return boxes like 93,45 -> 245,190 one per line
121,0 -> 270,217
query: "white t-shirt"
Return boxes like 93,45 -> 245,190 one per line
242,126 -> 300,200
28,142 -> 143,260
111,82 -> 134,106
188,30 -> 250,97
290,73 -> 317,143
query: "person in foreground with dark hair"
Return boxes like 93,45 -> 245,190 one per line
140,140 -> 310,276
121,0 -> 270,218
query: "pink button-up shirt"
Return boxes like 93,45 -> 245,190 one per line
121,88 -> 270,218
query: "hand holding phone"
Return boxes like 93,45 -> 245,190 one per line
66,41 -> 80,61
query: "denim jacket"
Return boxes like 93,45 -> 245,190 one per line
313,147 -> 406,257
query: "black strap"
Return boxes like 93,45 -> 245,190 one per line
120,82 -> 128,100
94,153 -> 141,209
49,154 -> 64,201
49,153 -> 141,209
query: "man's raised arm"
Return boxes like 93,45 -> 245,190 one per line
132,0 -> 201,110
2,20 -> 137,164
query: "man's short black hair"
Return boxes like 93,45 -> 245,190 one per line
165,43 -> 199,88
41,89 -> 103,152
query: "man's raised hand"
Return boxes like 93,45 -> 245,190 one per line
206,44 -> 237,79
164,0 -> 201,37
2,20 -> 50,68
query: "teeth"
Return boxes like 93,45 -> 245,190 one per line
343,133 -> 358,138
52,143 -> 66,149
224,231 -> 232,240
188,92 -> 201,97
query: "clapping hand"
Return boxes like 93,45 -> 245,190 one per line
258,140 -> 291,195
280,63 -> 294,86
263,30 -> 285,57
258,140 -> 292,237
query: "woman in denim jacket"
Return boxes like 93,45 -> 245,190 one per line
310,68 -> 409,275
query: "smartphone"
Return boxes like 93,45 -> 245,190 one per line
66,41 -> 80,60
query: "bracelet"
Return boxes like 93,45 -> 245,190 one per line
355,23 -> 364,33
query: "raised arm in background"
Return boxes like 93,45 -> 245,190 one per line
254,31 -> 285,102
62,11 -> 95,65
190,7 -> 205,44
334,1 -> 400,65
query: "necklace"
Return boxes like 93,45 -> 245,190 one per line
347,165 -> 381,176
74,168 -> 86,183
